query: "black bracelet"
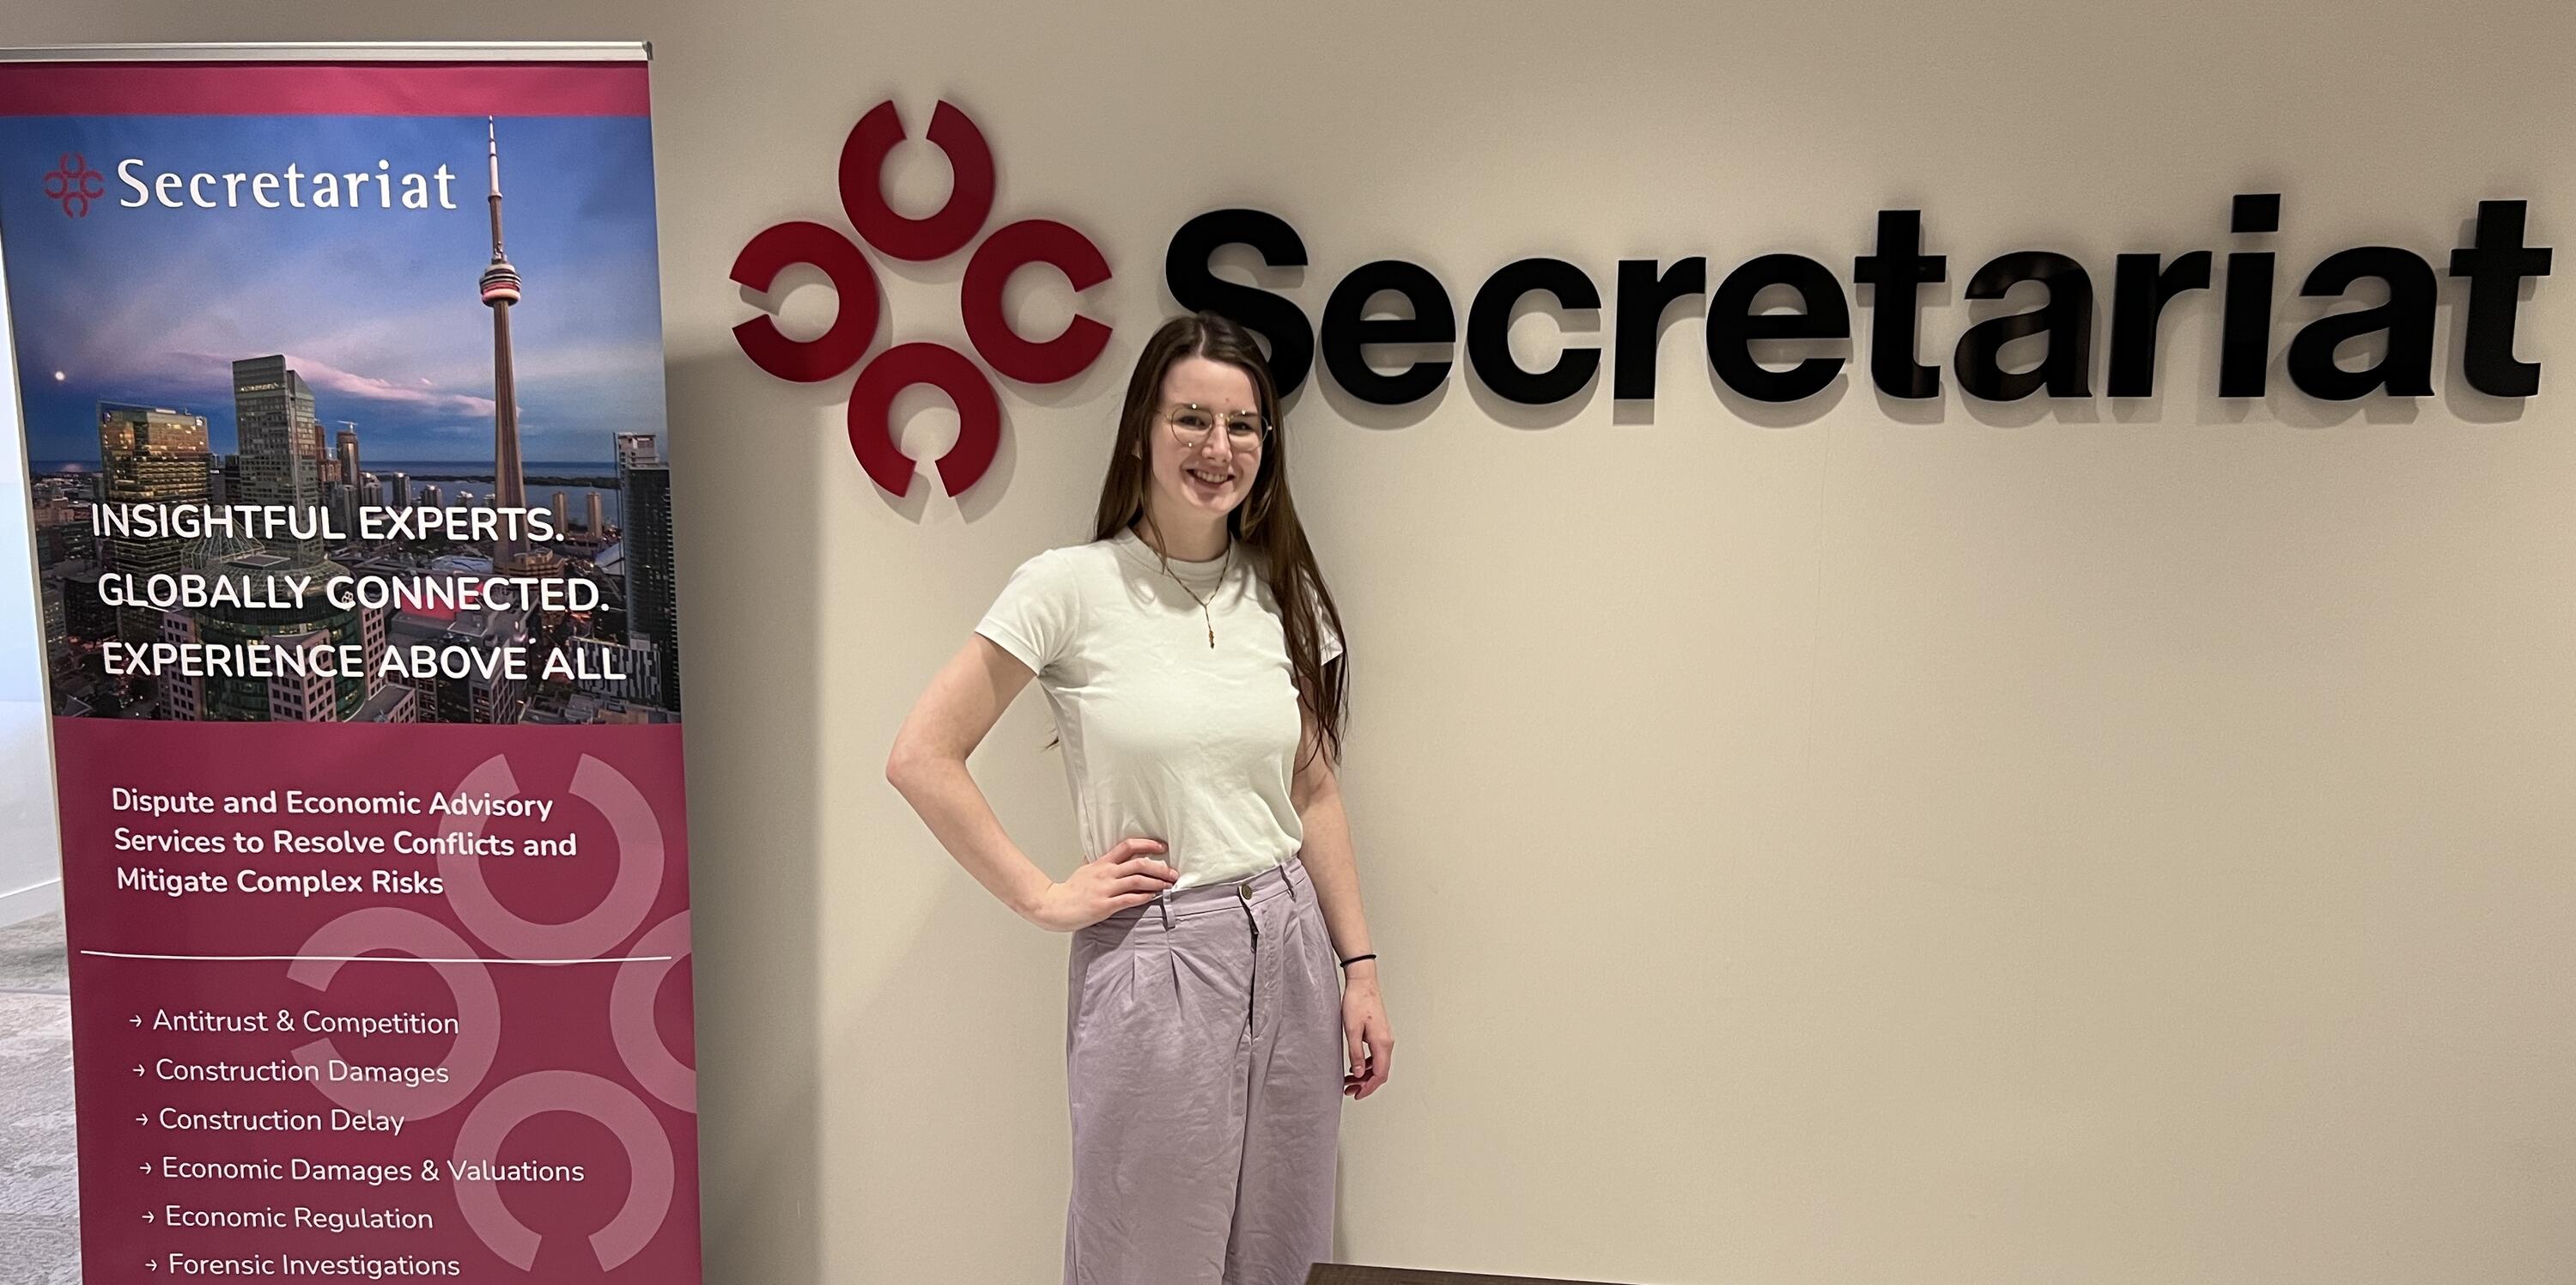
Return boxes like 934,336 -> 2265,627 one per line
1339,953 -> 1376,969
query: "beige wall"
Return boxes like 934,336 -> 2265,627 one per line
15,3 -> 2576,1282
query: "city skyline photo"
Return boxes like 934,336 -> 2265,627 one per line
1,112 -> 665,464
2,107 -> 683,726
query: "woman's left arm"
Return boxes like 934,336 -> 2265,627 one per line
1293,707 -> 1393,1099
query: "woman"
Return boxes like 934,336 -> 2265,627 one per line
885,311 -> 1393,1285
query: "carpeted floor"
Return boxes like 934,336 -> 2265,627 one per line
0,910 -> 67,994
0,911 -> 76,1284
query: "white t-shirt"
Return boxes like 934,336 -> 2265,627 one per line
975,528 -> 1341,890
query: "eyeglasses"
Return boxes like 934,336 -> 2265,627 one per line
1163,404 -> 1270,453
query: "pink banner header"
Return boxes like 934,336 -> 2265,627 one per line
0,60 -> 650,116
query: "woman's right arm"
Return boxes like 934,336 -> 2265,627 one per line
884,635 -> 1176,930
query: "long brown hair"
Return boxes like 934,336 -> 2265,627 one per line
1095,312 -> 1348,769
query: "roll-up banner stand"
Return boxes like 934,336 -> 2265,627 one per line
0,44 -> 703,1282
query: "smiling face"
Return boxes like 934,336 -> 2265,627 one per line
1143,355 -> 1264,533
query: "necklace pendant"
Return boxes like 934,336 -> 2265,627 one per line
1206,624 -> 1216,648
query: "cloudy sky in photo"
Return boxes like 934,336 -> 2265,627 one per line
0,112 -> 665,465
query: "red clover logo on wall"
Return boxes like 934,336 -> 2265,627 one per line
731,100 -> 1112,497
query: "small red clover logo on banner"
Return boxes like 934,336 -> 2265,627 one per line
731,101 -> 1112,497
44,152 -> 105,217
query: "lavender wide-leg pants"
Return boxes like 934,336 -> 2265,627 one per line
1065,856 -> 1344,1285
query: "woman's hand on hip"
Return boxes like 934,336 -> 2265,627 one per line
1025,838 -> 1176,932
1341,973 -> 1393,1099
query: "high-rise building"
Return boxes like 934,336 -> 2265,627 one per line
389,471 -> 411,509
191,558 -> 368,722
159,609 -> 204,721
232,356 -> 326,563
58,563 -> 114,646
352,684 -> 420,723
357,597 -> 388,695
264,631 -> 340,722
336,425 -> 361,490
585,490 -> 605,536
617,432 -> 678,710
422,484 -> 444,508
41,580 -> 70,679
335,425 -> 363,530
551,490 -> 568,528
389,601 -> 528,723
32,496 -> 95,566
564,634 -> 660,706
97,404 -> 211,647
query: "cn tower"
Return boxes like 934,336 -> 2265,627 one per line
478,118 -> 553,575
